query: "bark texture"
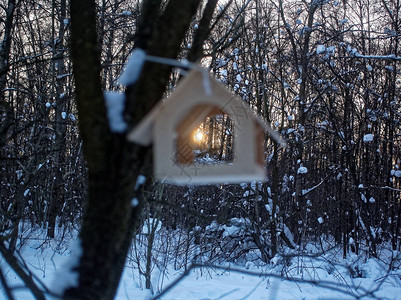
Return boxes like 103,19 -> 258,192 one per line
65,0 -> 202,299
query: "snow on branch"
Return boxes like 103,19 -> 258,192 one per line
118,48 -> 146,86
104,91 -> 127,133
302,178 -> 324,196
354,53 -> 401,61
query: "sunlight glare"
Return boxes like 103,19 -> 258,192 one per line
194,130 -> 204,143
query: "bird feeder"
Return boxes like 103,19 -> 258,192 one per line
127,69 -> 277,184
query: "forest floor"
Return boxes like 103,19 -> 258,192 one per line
2,229 -> 401,300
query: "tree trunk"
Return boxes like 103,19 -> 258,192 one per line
0,0 -> 17,147
64,0 -> 202,299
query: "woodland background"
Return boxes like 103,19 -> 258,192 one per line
2,0 -> 401,298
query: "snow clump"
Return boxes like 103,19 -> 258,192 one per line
131,198 -> 139,207
363,134 -> 374,142
104,91 -> 127,133
297,166 -> 308,174
316,45 -> 326,54
392,170 -> 401,178
118,48 -> 146,86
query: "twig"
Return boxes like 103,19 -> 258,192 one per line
150,266 -> 193,300
0,266 -> 15,300
0,242 -> 46,300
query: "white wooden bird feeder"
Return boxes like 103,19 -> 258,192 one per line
127,69 -> 281,184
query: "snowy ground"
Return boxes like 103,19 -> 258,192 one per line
2,234 -> 401,300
